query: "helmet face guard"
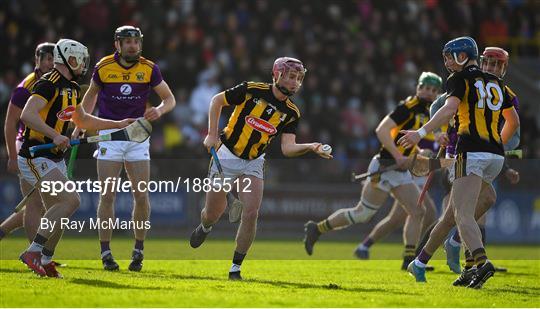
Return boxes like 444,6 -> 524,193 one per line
272,57 -> 307,96
115,25 -> 144,63
480,47 -> 509,78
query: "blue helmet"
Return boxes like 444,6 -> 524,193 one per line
442,36 -> 478,65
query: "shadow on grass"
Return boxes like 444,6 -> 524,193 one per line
164,273 -> 420,296
66,265 -> 418,295
0,267 -> 27,274
489,285 -> 540,297
70,278 -> 162,290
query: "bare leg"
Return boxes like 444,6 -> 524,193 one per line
319,181 -> 389,231
124,161 -> 151,246
234,176 -> 264,254
21,178 -> 45,241
96,160 -> 123,244
373,200 -> 405,241
392,184 -> 425,251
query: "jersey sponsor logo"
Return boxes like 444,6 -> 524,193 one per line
120,84 -> 132,95
56,105 -> 76,121
245,116 -> 277,135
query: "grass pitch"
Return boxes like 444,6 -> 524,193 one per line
1,237 -> 539,307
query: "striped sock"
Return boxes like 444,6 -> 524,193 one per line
403,245 -> 416,259
464,249 -> 475,269
472,247 -> 488,266
317,220 -> 332,233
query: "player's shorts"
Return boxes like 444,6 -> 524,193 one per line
208,144 -> 265,180
93,129 -> 150,162
367,155 -> 414,193
450,152 -> 504,183
18,155 -> 67,186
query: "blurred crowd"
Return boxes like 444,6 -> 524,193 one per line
0,0 -> 539,181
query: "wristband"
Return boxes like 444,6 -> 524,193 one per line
418,127 -> 427,138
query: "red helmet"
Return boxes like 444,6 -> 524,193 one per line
480,47 -> 509,77
272,57 -> 306,96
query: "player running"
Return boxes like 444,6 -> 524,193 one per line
304,72 -> 443,264
441,46 -> 521,275
1,43 -> 54,242
74,25 -> 176,272
399,37 -> 519,288
189,57 -> 331,280
18,38 -> 134,278
353,72 -> 442,270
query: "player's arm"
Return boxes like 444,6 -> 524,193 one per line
375,116 -> 401,160
71,104 -> 133,131
21,95 -> 70,148
145,81 -> 176,121
79,80 -> 100,114
398,97 -> 458,149
280,133 -> 331,158
500,106 -> 520,145
4,103 -> 23,173
203,92 -> 228,150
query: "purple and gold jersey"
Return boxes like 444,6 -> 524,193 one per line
92,52 -> 163,120
10,69 -> 40,141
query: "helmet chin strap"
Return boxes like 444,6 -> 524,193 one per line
453,52 -> 469,66
57,45 -> 79,80
275,83 -> 294,96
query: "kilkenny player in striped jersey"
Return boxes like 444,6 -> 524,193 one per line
189,57 -> 332,280
414,47 -> 521,279
353,72 -> 443,270
304,72 -> 442,266
1,43 -> 54,243
399,37 -> 519,288
18,39 -> 134,278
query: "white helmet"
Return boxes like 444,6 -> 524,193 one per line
53,39 -> 90,76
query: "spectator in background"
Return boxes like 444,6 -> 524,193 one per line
189,66 -> 220,127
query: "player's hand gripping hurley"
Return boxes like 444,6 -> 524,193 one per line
29,118 -> 152,157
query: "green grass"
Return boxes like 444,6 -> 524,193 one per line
1,237 -> 539,307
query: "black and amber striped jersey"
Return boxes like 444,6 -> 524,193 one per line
447,65 -> 514,155
220,81 -> 300,160
19,69 -> 81,159
379,96 -> 434,161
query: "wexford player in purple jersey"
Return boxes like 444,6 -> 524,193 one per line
1,43 -> 54,242
75,26 -> 176,272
